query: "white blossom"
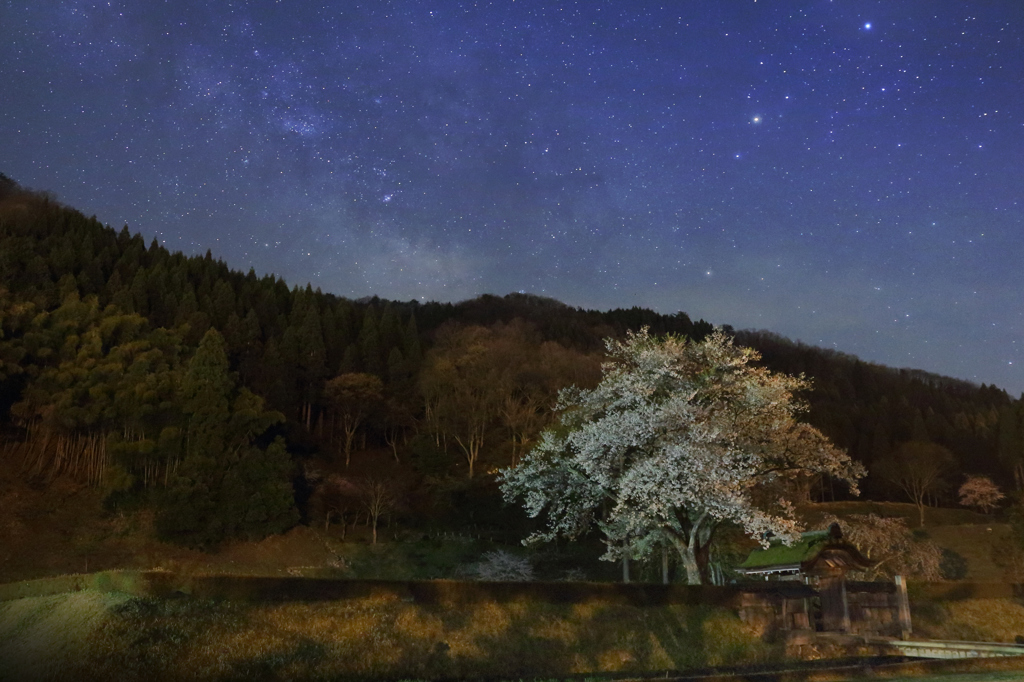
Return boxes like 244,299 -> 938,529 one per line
473,550 -> 535,582
958,475 -> 1004,514
499,327 -> 864,584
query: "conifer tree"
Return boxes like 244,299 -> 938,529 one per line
403,313 -> 422,368
237,308 -> 263,386
297,303 -> 326,428
156,329 -> 296,548
998,403 -> 1024,489
359,306 -> 383,376
340,343 -> 361,374
379,303 -> 402,358
387,347 -> 407,385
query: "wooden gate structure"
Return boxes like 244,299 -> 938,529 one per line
734,524 -> 911,636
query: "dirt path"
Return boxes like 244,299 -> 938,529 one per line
0,590 -> 130,681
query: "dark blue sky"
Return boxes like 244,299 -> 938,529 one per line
2,1 -> 1022,393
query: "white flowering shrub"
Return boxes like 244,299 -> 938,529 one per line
473,550 -> 535,582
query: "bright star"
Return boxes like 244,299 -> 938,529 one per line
863,22 -> 872,29
752,115 -> 762,124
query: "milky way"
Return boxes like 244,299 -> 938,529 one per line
2,1 -> 1022,392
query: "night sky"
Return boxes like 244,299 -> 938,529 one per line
2,1 -> 1022,394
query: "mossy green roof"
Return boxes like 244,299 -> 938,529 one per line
738,529 -> 833,570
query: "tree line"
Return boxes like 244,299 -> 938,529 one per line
1,173 -> 1021,550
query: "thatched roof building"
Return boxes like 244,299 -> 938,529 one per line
737,523 -> 873,581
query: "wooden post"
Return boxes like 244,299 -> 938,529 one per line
841,578 -> 851,632
894,575 -> 912,640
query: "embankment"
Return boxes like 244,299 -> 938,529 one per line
5,572 -> 1024,681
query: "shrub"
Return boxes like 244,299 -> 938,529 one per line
939,547 -> 969,581
473,550 -> 535,581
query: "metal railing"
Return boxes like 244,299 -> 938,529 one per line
888,639 -> 1024,659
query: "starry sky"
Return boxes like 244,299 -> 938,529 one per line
2,1 -> 1023,393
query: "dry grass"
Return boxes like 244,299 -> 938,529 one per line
925,523 -> 1012,582
912,597 -> 1024,643
799,502 -> 1009,584
867,672 -> 1024,682
0,590 -> 131,682
0,587 -> 778,681
798,501 -> 993,528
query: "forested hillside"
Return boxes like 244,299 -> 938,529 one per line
1,173 -> 1021,550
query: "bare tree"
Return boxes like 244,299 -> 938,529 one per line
309,474 -> 361,539
357,478 -> 398,544
419,325 -> 506,478
379,395 -> 415,463
499,331 -> 601,465
324,373 -> 383,467
500,392 -> 545,465
420,320 -> 601,476
875,441 -> 954,527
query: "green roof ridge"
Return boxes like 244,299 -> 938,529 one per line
738,529 -> 833,569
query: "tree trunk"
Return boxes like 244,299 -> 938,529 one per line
680,543 -> 701,585
385,429 -> 400,462
343,428 -> 356,467
695,533 -> 715,584
667,512 -> 711,585
622,555 -> 630,583
666,531 -> 702,585
456,432 -> 482,478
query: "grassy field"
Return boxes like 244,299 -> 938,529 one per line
797,501 -> 993,528
6,461 -> 1024,680
798,501 -> 1009,583
6,570 -> 1024,680
908,591 -> 1024,643
0,585 -> 780,681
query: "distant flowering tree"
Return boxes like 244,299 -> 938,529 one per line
958,475 -> 1005,514
499,328 -> 864,585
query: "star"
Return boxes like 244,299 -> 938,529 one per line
0,0 -> 1020,393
